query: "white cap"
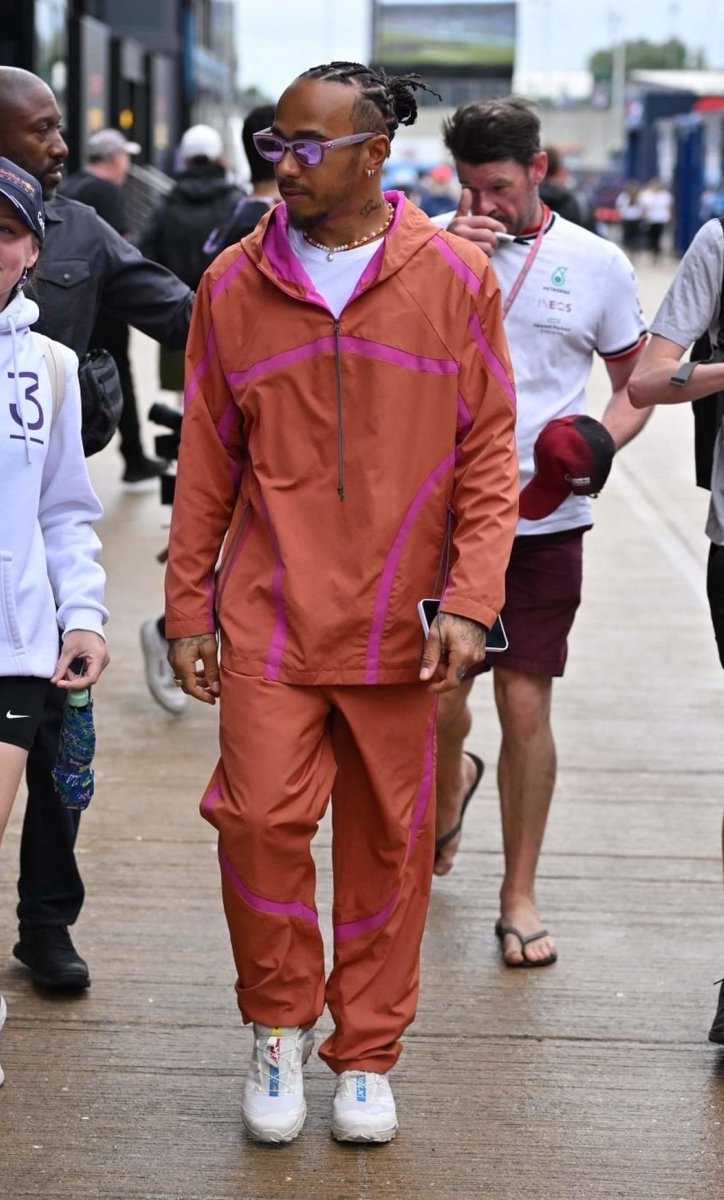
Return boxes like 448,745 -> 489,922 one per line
179,124 -> 223,162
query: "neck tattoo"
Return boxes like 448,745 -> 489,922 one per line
303,203 -> 394,261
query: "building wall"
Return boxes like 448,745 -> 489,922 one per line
0,0 -> 240,175
391,103 -> 627,172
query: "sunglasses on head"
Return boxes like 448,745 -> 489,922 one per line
252,128 -> 379,168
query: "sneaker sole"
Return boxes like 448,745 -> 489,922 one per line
331,1122 -> 398,1143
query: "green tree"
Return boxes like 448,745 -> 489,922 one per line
238,85 -> 274,108
588,37 -> 705,79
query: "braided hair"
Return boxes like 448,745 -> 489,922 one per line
299,61 -> 441,142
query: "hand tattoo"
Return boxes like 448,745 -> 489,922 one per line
436,612 -> 487,662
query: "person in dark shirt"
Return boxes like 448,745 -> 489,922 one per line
61,128 -> 136,232
139,123 -> 240,394
0,65 -> 193,992
136,113 -> 279,718
135,126 -> 241,716
140,124 -> 240,290
61,128 -> 166,484
203,104 -> 280,257
539,144 -> 596,231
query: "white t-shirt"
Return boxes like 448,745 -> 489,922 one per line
639,187 -> 673,225
287,225 -> 382,318
616,191 -> 643,221
433,209 -> 647,535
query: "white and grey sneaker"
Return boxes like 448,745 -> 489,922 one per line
331,1070 -> 398,1142
0,992 -> 7,1086
241,1024 -> 315,1143
140,618 -> 186,715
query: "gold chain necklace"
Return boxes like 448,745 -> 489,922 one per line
303,204 -> 394,261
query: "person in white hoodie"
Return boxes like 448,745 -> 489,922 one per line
0,158 -> 108,1086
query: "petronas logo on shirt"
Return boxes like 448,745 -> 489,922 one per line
551,266 -> 567,286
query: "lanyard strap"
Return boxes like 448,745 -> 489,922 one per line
502,205 -> 550,319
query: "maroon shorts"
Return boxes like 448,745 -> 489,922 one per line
479,527 -> 588,678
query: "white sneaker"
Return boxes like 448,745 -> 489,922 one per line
241,1024 -> 315,1143
0,993 -> 7,1086
331,1070 -> 398,1142
139,619 -> 186,714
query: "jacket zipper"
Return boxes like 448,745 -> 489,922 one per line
332,318 -> 345,501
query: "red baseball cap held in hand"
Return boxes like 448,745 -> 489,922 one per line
519,415 -> 616,520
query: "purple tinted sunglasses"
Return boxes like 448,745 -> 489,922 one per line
253,128 -> 379,168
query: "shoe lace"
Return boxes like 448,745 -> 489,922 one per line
253,1032 -> 302,1094
339,1070 -> 385,1100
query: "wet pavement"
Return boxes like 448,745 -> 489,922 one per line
0,253 -> 723,1199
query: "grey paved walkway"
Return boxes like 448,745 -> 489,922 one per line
1,255 -> 723,1200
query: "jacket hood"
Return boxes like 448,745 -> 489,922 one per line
539,182 -> 569,203
173,172 -> 238,205
0,289 -> 39,333
243,191 -> 442,301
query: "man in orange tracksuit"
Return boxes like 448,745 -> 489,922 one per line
165,62 -> 518,1145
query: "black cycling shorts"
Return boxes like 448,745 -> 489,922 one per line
0,677 -> 52,750
707,542 -> 724,670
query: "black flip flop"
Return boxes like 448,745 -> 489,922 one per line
435,752 -> 484,864
495,918 -> 558,968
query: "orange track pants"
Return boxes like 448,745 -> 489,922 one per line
200,670 -> 437,1074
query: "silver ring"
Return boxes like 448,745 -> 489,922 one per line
173,677 -> 183,687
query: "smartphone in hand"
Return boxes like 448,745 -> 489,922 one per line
417,598 -> 508,652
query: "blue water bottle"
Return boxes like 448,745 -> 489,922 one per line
52,688 -> 96,810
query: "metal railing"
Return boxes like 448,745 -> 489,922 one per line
125,164 -> 175,241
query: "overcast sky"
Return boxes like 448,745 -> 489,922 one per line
237,0 -> 723,99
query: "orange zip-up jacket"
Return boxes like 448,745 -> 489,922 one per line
165,192 -> 518,685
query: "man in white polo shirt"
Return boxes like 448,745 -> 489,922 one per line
434,97 -> 649,967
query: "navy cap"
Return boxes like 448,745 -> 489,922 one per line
0,158 -> 45,244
